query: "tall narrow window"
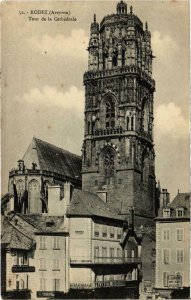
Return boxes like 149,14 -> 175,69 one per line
104,148 -> 115,183
177,249 -> 184,263
16,180 -> 25,209
117,248 -> 122,258
177,229 -> 184,241
106,98 -> 115,128
102,247 -> 107,261
87,121 -> 91,134
131,116 -> 134,130
94,223 -> 99,237
28,180 -> 40,213
163,229 -> 170,241
112,50 -> 118,67
163,249 -> 170,264
102,225 -> 107,238
94,247 -> 99,258
117,228 -> 122,239
110,227 -> 114,238
53,237 -> 60,250
40,278 -> 46,291
21,253 -> 28,265
122,48 -> 126,66
39,258 -> 46,270
53,259 -> 60,270
40,236 -> 46,250
53,279 -> 60,291
126,116 -> 129,130
163,272 -> 169,287
110,248 -> 114,258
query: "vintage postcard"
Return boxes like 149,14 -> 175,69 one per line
1,1 -> 190,299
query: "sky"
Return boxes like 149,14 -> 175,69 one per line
1,0 -> 190,200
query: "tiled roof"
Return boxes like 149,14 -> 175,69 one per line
157,192 -> 190,219
1,193 -> 11,209
1,213 -> 67,251
1,218 -> 35,250
67,189 -> 124,221
23,137 -> 82,180
168,193 -> 190,210
18,214 -> 66,233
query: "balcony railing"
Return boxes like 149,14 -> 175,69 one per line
93,127 -> 123,137
83,65 -> 155,89
70,257 -> 141,265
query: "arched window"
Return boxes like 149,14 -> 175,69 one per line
131,116 -> 134,131
141,152 -> 149,183
16,180 -> 25,212
126,116 -> 129,130
122,48 -> 126,66
106,98 -> 115,128
103,49 -> 108,70
112,49 -> 118,67
104,148 -> 115,184
20,278 -> 25,290
87,121 -> 90,134
141,98 -> 149,132
16,180 -> 25,200
28,180 -> 40,213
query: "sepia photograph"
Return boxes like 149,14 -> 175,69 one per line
1,0 -> 190,299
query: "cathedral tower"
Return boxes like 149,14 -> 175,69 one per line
82,1 -> 156,223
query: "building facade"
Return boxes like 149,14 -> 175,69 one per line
6,137 -> 81,215
1,212 -> 69,300
2,182 -> 142,299
1,1 -> 163,299
82,1 -> 156,224
68,190 -> 142,298
155,193 -> 190,298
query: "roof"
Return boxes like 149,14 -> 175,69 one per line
18,214 -> 66,233
67,189 -> 124,221
22,137 -> 82,180
168,193 -> 190,210
1,213 -> 67,251
120,228 -> 142,247
1,218 -> 35,250
1,193 -> 11,210
156,192 -> 190,219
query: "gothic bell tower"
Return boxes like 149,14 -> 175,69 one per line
82,1 -> 156,222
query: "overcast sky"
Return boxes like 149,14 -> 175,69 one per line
2,0 -> 190,200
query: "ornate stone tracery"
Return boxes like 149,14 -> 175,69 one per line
82,1 -> 156,218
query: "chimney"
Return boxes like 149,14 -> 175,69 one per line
160,188 -> 170,208
129,207 -> 134,230
48,185 -> 61,216
48,182 -> 72,216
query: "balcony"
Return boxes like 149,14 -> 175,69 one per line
70,257 -> 141,265
93,127 -> 123,138
83,65 -> 155,89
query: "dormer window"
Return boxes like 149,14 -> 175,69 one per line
163,208 -> 170,218
176,208 -> 184,217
